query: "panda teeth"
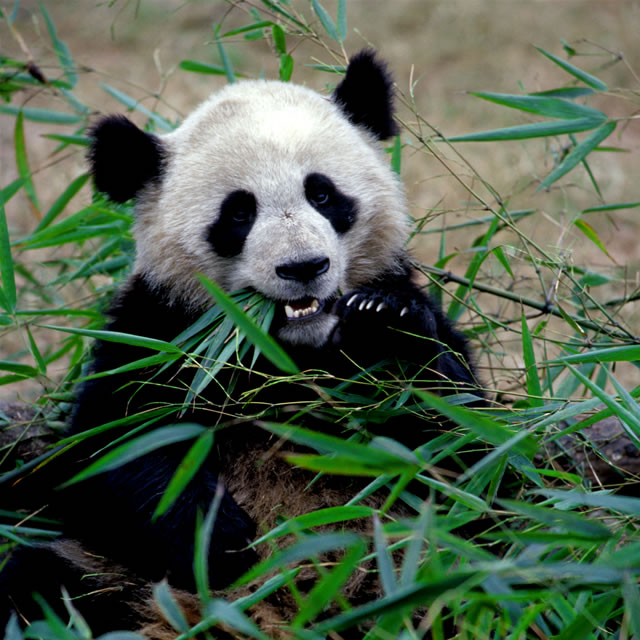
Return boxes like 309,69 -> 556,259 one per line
285,298 -> 320,320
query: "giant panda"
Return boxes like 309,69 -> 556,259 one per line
1,50 -> 482,637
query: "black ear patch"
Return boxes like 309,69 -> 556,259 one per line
333,49 -> 398,141
88,115 -> 166,203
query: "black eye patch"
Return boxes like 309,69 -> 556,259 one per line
304,173 -> 357,234
206,190 -> 257,258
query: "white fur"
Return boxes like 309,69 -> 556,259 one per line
132,80 -> 409,346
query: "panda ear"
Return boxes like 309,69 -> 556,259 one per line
88,115 -> 166,203
332,49 -> 398,141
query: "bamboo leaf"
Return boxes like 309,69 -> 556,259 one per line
336,0 -> 347,41
214,27 -> 236,84
537,121 -> 616,191
14,110 -> 39,213
34,173 -> 89,233
573,218 -> 615,262
197,276 -> 298,374
152,430 -> 214,521
521,314 -> 543,407
221,21 -> 274,37
0,201 -> 16,313
100,84 -> 174,131
152,580 -> 189,633
311,0 -> 339,40
471,92 -> 605,120
0,104 -> 82,124
374,514 -> 397,595
535,46 -> 608,91
61,424 -> 206,487
39,324 -> 183,353
40,4 -> 77,88
448,117 -> 603,142
179,60 -> 226,76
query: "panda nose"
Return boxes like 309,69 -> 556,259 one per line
276,257 -> 330,283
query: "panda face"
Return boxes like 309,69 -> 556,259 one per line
91,54 -> 409,348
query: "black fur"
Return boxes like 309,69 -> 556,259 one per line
88,115 -> 165,203
333,50 -> 398,141
206,190 -> 258,258
304,173 -> 358,233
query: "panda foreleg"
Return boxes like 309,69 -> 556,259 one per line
331,272 -> 482,397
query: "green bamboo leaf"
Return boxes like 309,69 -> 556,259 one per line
530,87 -> 596,99
152,580 -> 189,633
292,540 -> 366,628
221,21 -> 274,37
537,121 -> 616,191
179,60 -> 226,76
259,0 -> 310,31
573,218 -> 615,261
279,53 -> 294,82
214,27 -> 236,84
43,133 -> 91,146
624,575 -> 640,637
313,573 -> 477,633
470,92 -> 605,120
61,424 -> 206,487
152,430 -> 214,521
259,422 -> 417,467
553,591 -> 618,640
534,489 -> 640,517
390,135 -> 402,175
25,326 -> 46,375
336,0 -> 347,41
14,110 -> 39,213
100,84 -> 173,131
0,201 -> 16,313
374,514 -> 397,596
0,179 -> 24,209
498,498 -> 611,538
34,173 -> 89,233
311,0 -> 339,40
197,276 -> 298,374
283,453 -> 405,476
448,117 -> 602,142
492,246 -> 514,278
40,4 -> 77,88
236,532 -> 361,587
583,201 -> 640,213
521,314 -> 543,408
0,104 -> 82,124
194,484 -> 223,601
272,24 -> 286,54
0,361 -> 38,377
412,390 -> 538,458
535,46 -> 608,91
252,505 -> 373,546
39,324 -> 183,353
201,599 -> 269,640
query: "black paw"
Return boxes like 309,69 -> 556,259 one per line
332,286 -> 437,347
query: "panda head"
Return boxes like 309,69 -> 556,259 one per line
89,50 -> 409,348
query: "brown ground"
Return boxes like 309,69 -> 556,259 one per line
1,0 -> 639,403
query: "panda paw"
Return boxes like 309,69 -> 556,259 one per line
332,286 -> 437,345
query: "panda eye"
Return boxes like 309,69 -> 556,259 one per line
221,190 -> 257,226
304,174 -> 335,209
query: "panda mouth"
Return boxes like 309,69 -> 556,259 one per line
283,297 -> 323,320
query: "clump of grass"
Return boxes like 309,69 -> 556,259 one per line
1,2 -> 640,638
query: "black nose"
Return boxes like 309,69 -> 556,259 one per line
276,257 -> 330,283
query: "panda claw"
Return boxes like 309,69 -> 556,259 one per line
376,302 -> 387,312
358,299 -> 368,311
400,306 -> 409,317
346,294 -> 359,307
365,300 -> 375,310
